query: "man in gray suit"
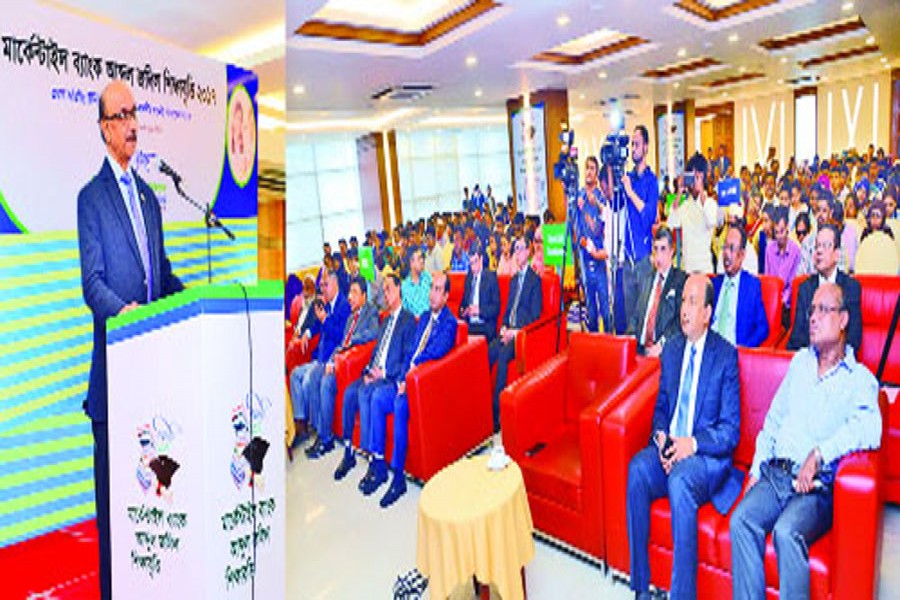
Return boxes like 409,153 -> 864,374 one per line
307,276 -> 380,458
77,80 -> 183,600
629,226 -> 687,357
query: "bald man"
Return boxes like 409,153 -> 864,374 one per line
77,80 -> 183,599
730,283 -> 881,599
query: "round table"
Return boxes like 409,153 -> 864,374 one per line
417,455 -> 534,600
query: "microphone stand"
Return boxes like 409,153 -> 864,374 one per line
169,176 -> 235,284
557,194 -> 577,353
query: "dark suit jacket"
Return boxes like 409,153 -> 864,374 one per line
78,159 -> 183,423
308,293 -> 351,363
503,268 -> 542,329
629,267 -> 687,348
459,269 -> 501,334
712,270 -> 769,348
652,330 -> 743,514
787,271 -> 862,352
367,308 -> 416,384
405,305 -> 458,377
331,302 -> 380,358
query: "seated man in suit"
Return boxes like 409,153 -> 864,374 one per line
487,235 -> 543,432
289,271 -> 351,444
730,283 -> 881,599
366,271 -> 458,508
459,241 -> 500,341
334,273 -> 415,482
787,223 -> 862,353
306,276 -> 379,459
627,273 -> 742,600
711,225 -> 769,347
629,226 -> 687,357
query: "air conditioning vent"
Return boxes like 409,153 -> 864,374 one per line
371,84 -> 434,102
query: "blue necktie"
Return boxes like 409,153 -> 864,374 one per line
675,344 -> 696,437
120,171 -> 152,303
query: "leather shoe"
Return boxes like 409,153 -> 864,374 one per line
358,461 -> 374,491
634,592 -> 652,600
379,472 -> 407,508
334,448 -> 356,480
306,438 -> 335,460
360,460 -> 388,496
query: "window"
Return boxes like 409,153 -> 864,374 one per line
795,92 -> 817,166
286,133 -> 364,271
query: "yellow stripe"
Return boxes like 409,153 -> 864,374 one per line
177,254 -> 256,278
0,287 -> 82,314
0,457 -> 92,490
0,231 -> 77,245
3,323 -> 92,357
0,412 -> 88,437
0,381 -> 88,427
0,341 -> 91,381
163,218 -> 256,231
0,248 -> 79,270
0,305 -> 89,336
0,480 -> 94,517
0,501 -> 94,545
1,363 -> 88,405
168,242 -> 256,262
0,433 -> 92,464
0,267 -> 81,291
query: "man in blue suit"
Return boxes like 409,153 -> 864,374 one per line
334,273 -> 415,482
627,274 -> 742,600
77,80 -> 184,600
306,276 -> 379,459
290,270 -> 351,445
366,271 -> 458,508
711,225 -> 769,347
488,235 -> 542,432
459,242 -> 500,341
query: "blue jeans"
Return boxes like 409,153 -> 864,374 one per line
583,262 -> 610,333
373,391 -> 410,472
626,446 -> 712,600
317,370 -> 338,443
290,361 -> 319,421
730,462 -> 833,600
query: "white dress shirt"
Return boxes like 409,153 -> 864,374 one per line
668,193 -> 719,273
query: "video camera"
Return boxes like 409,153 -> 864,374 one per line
600,130 -> 630,177
553,128 -> 579,200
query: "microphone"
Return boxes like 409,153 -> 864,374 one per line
157,159 -> 182,185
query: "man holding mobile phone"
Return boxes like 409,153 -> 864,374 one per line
667,152 -> 720,274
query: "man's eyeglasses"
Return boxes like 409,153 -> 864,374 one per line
808,303 -> 843,319
102,106 -> 138,123
796,229 -> 809,239
814,241 -> 835,251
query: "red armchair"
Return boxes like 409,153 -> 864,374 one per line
500,333 -> 659,559
602,347 -> 885,598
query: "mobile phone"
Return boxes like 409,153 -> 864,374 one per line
661,435 -> 675,458
682,173 -> 695,188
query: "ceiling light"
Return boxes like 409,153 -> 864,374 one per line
465,54 -> 478,68
474,88 -> 483,98
293,84 -> 306,95
882,57 -> 888,63
866,36 -> 875,45
598,71 -> 608,79
579,93 -> 585,100
777,79 -> 784,84
728,33 -> 739,43
886,64 -> 892,69
674,82 -> 681,89
780,56 -> 788,64
556,14 -> 571,27
677,47 -> 687,58
723,91 -> 729,97
739,66 -> 747,73
198,21 -> 284,68
841,2 -> 853,11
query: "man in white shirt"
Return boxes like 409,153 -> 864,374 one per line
668,153 -> 720,273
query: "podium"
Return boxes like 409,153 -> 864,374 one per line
106,283 -> 285,599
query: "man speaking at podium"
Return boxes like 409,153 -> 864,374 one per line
77,80 -> 183,600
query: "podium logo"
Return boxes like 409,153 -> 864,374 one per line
230,392 -> 272,491
136,416 -> 182,500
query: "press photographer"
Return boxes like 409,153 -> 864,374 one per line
667,152 -> 719,273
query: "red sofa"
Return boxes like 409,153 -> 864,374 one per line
332,319 -> 492,481
601,347 -> 885,598
500,333 -> 659,559
757,274 -> 784,348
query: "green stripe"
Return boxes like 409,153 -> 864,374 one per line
108,280 -> 282,331
0,433 -> 92,464
0,362 -> 88,404
0,305 -> 88,336
0,248 -> 78,269
0,412 -> 88,438
0,187 -> 28,234
163,218 -> 255,232
0,340 -> 91,381
168,241 -> 257,262
0,267 -> 81,291
0,230 -> 75,245
0,501 -> 94,546
0,381 -> 88,427
176,254 -> 255,279
0,456 -> 92,491
0,479 -> 94,517
0,286 -> 82,314
3,323 -> 91,356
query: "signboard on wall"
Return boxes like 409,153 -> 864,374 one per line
510,102 -> 548,216
657,111 -> 685,187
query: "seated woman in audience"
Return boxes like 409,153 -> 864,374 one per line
487,233 -> 500,271
854,178 -> 871,214
860,200 -> 894,242
496,233 -> 517,276
832,202 -> 858,272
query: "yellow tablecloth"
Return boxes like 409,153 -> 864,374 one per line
417,456 -> 534,600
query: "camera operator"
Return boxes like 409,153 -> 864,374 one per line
619,125 -> 660,330
576,157 -> 612,332
668,152 -> 720,273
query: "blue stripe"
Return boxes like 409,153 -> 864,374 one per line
0,239 -> 76,256
0,396 -> 86,435
0,490 -> 95,529
168,249 -> 257,271
0,279 -> 81,302
164,223 -> 256,240
0,468 -> 93,503
1,332 -> 92,369
0,258 -> 79,279
181,262 -> 257,286
0,314 -> 90,345
0,513 -> 95,549
108,296 -> 281,345
1,372 -> 86,414
0,423 -> 90,450
0,351 -> 91,396
0,296 -> 85,324
1,445 -> 92,479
